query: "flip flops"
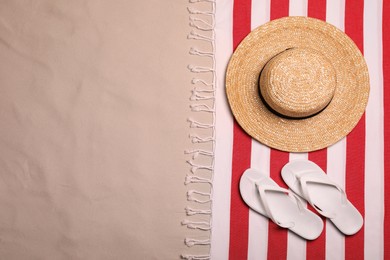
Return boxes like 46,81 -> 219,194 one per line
281,159 -> 363,235
240,168 -> 324,240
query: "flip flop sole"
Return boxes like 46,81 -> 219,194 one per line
282,159 -> 363,235
240,168 -> 323,240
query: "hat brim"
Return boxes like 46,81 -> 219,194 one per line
226,16 -> 370,152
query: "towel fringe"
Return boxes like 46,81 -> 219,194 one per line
185,207 -> 212,216
185,238 -> 211,247
190,104 -> 214,113
190,90 -> 214,101
187,190 -> 212,203
184,0 -> 215,257
189,16 -> 213,31
185,175 -> 212,185
187,160 -> 213,174
189,0 -> 215,3
193,87 -> 214,93
189,47 -> 214,58
182,220 -> 211,231
191,78 -> 213,87
187,118 -> 214,129
188,30 -> 213,42
189,134 -> 214,144
188,64 -> 214,73
187,7 -> 213,15
184,149 -> 213,159
181,254 -> 211,260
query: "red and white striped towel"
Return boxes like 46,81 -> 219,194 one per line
211,0 -> 389,259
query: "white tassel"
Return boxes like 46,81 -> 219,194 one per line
181,254 -> 210,260
184,149 -> 213,159
187,118 -> 214,129
185,238 -> 211,247
186,160 -> 213,174
182,220 -> 211,231
185,175 -> 212,185
187,190 -> 211,203
187,7 -> 213,15
188,30 -> 213,42
189,134 -> 214,144
191,78 -> 212,86
188,64 -> 214,73
189,16 -> 213,31
185,207 -> 212,216
190,104 -> 214,113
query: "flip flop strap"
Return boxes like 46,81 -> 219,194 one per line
256,183 -> 305,228
299,173 -> 347,219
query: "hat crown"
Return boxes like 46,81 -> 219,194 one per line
259,48 -> 336,118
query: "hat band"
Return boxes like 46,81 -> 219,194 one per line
258,90 -> 333,120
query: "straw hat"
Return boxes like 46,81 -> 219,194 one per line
226,16 -> 369,152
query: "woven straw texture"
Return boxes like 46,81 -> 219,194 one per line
226,16 -> 370,152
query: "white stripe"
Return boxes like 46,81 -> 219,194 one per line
248,142 -> 270,260
326,0 -> 345,31
286,2 -> 308,259
248,2 -> 271,259
251,0 -> 270,29
210,0 -> 234,259
289,153 -> 308,160
325,2 -> 346,260
289,0 -> 308,17
364,0 -> 384,258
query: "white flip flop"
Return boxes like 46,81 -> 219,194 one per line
281,159 -> 363,235
240,168 -> 323,240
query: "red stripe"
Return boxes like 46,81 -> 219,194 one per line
266,2 -> 290,259
229,124 -> 252,260
232,0 -> 252,50
267,150 -> 289,260
307,149 -> 327,260
242,0 -> 289,257
308,0 -> 326,21
307,2 -> 327,259
270,0 -> 289,20
308,150 -> 327,173
383,0 -> 390,258
229,1 -> 251,259
344,0 -> 365,259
